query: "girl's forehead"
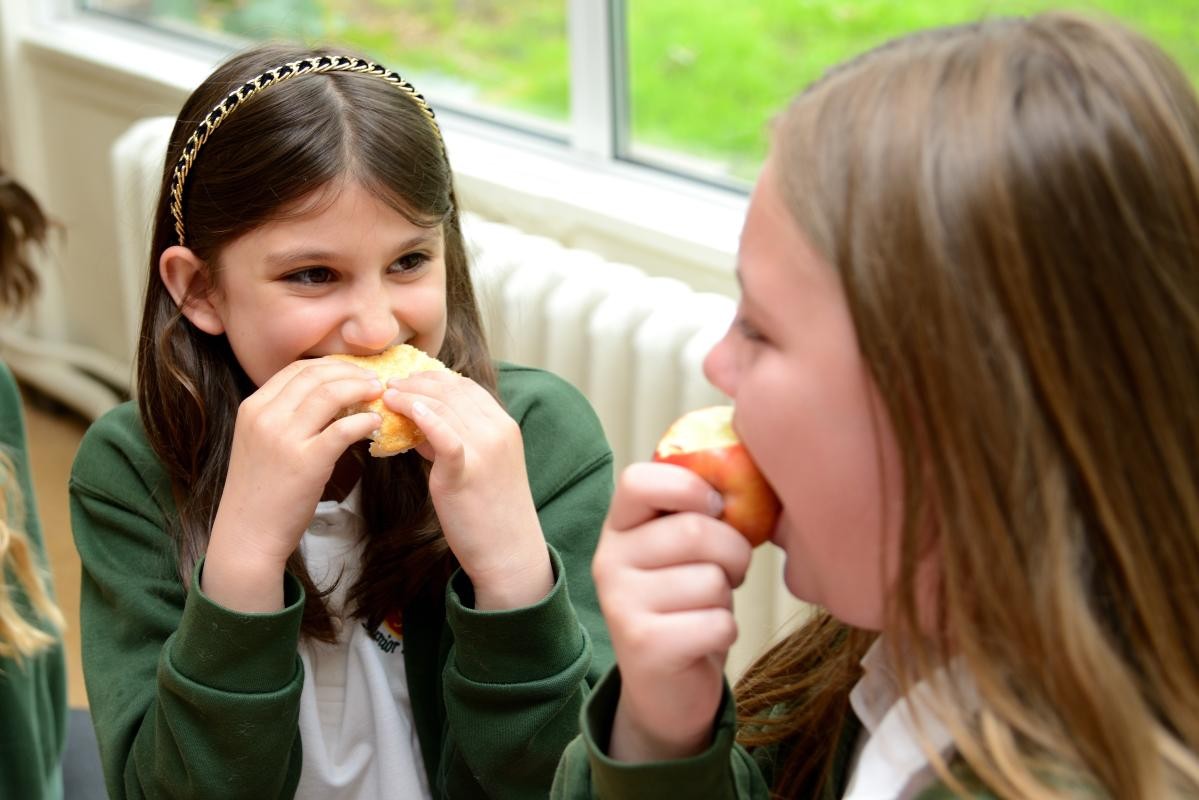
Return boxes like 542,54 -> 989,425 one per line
222,181 -> 442,259
266,177 -> 422,226
274,176 -> 359,218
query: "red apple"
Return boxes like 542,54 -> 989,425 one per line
652,405 -> 780,547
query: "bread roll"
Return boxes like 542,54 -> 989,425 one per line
329,344 -> 450,457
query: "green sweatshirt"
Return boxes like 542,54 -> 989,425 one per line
70,363 -> 615,799
551,667 -> 998,799
0,362 -> 67,800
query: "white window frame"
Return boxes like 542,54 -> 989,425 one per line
569,0 -> 621,161
22,0 -> 746,294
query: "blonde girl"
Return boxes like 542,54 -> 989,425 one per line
554,12 -> 1199,799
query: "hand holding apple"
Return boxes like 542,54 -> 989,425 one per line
653,405 -> 780,547
593,459 -> 754,763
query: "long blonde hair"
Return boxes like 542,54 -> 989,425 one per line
0,168 -> 63,661
0,449 -> 64,661
739,12 -> 1199,798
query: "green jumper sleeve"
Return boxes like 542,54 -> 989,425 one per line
69,404 -> 306,799
551,667 -> 772,800
436,365 -> 616,798
552,665 -> 995,800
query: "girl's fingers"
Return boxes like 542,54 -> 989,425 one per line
605,562 -> 736,616
413,440 -> 436,463
383,389 -> 467,466
606,462 -> 724,533
383,375 -> 520,473
383,375 -> 472,443
617,609 -> 739,671
612,513 -> 752,584
388,369 -> 478,398
287,375 -> 383,433
387,371 -> 505,434
310,411 -> 384,463
246,359 -> 364,407
238,360 -> 381,447
241,358 -> 314,406
244,376 -> 380,450
268,359 -> 379,414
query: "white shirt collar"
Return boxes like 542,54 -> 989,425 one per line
313,480 -> 363,518
304,482 -> 366,618
843,636 -> 974,800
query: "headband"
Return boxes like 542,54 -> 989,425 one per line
169,54 -> 443,246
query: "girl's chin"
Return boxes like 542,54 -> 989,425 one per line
780,569 -> 814,605
777,552 -> 815,605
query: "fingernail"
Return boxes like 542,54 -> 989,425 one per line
708,490 -> 725,518
383,388 -> 401,404
412,399 -> 430,417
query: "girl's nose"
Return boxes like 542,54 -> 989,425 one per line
343,289 -> 400,352
703,325 -> 738,398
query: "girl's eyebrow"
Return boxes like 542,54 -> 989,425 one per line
734,266 -> 757,308
734,265 -> 777,326
264,248 -> 339,268
264,233 -> 441,267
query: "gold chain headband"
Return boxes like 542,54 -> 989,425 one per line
170,54 -> 443,246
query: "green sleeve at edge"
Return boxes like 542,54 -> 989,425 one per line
551,667 -> 771,800
170,558 -> 305,693
446,545 -> 586,685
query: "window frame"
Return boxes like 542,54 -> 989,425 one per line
34,0 -> 745,293
569,0 -> 622,161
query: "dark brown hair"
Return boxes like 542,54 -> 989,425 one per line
738,13 -> 1199,798
0,169 -> 47,312
137,43 -> 497,640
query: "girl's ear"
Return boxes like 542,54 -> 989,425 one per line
159,245 -> 225,335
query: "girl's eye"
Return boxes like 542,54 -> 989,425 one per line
286,267 -> 334,286
735,314 -> 766,343
390,252 -> 430,274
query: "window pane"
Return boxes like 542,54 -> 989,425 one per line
625,0 -> 1199,186
81,0 -> 570,134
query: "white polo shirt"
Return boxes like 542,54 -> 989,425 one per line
293,484 -> 432,800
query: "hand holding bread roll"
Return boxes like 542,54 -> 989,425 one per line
329,344 -> 451,456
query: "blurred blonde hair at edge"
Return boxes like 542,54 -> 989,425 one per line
734,12 -> 1199,799
0,172 -> 63,661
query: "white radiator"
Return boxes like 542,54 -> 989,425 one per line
110,117 -> 804,680
465,217 -> 736,471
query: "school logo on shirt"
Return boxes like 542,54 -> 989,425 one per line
363,610 -> 404,655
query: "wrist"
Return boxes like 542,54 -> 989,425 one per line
610,694 -> 712,763
467,545 -> 554,611
201,525 -> 290,613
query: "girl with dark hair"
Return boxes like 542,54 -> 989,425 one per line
0,168 -> 67,799
553,12 -> 1199,800
69,45 -> 613,799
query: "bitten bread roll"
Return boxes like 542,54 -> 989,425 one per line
329,344 -> 451,457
